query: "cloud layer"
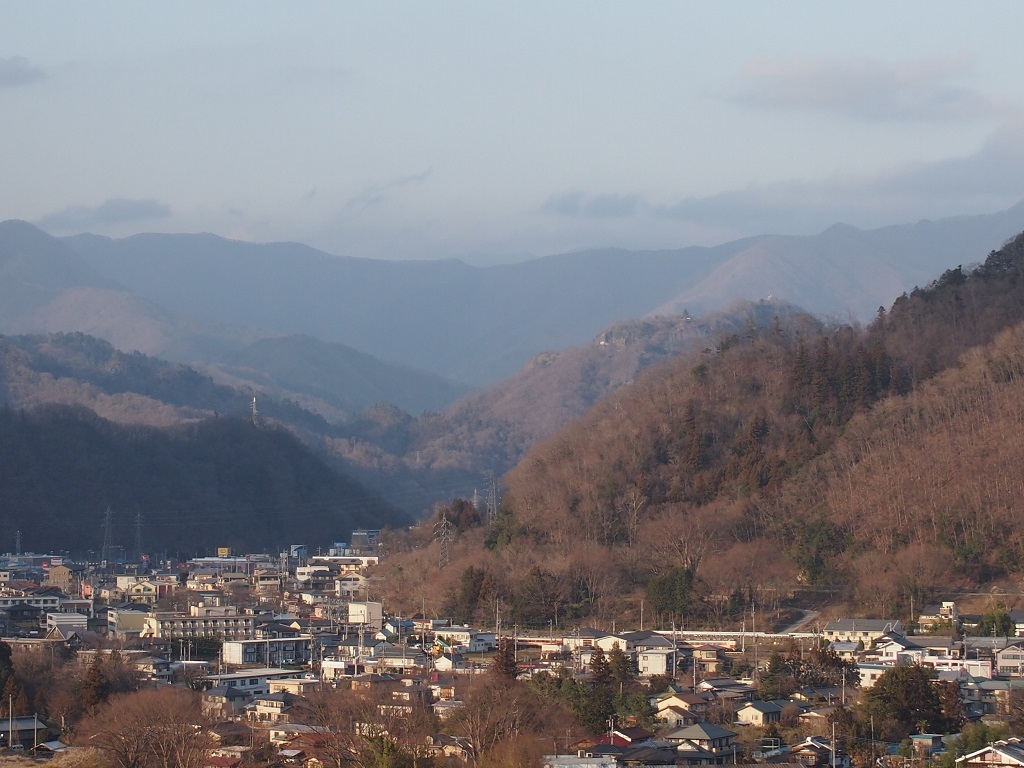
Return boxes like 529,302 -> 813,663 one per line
541,191 -> 641,219
731,54 -> 1010,121
0,56 -> 45,88
37,198 -> 172,233
344,168 -> 434,212
541,120 -> 1024,238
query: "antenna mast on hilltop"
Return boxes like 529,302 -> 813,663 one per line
14,531 -> 21,557
251,395 -> 259,425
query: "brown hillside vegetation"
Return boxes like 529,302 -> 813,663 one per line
380,320 -> 894,627
406,300 -> 805,473
376,232 -> 1024,627
806,322 -> 1024,607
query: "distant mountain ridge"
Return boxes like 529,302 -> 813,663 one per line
59,202 -> 1024,385
61,231 -> 737,385
653,207 -> 1024,320
7,210 -> 1024,521
0,222 -> 467,416
0,220 -> 117,322
202,334 -> 469,420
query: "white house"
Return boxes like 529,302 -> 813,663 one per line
202,668 -> 298,697
736,700 -> 783,727
856,663 -> 889,689
638,649 -> 673,678
436,626 -> 495,653
997,641 -> 1024,677
957,738 -> 1024,768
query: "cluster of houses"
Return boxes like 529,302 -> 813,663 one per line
546,723 -> 853,768
6,545 -> 1024,766
822,609 -> 1024,719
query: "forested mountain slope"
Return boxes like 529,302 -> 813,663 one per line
0,407 -> 403,557
374,233 -> 1024,627
404,299 -> 805,474
0,332 -> 333,431
0,332 -> 406,554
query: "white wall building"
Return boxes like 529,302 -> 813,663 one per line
436,626 -> 496,653
141,604 -> 255,639
222,636 -> 314,667
45,612 -> 87,633
348,601 -> 383,631
202,668 -> 297,697
638,649 -> 673,678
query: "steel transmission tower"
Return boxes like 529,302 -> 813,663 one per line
101,506 -> 114,565
485,472 -> 499,524
134,512 -> 143,562
434,510 -> 453,569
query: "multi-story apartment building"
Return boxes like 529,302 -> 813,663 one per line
222,636 -> 314,666
0,594 -> 60,613
140,604 -> 255,640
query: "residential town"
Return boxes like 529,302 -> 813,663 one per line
2,538 -> 1024,768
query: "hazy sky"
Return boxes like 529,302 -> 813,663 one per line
4,2 -> 1024,264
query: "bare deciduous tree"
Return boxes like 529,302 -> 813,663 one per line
74,688 -> 212,768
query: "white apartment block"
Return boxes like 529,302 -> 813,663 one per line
0,595 -> 60,612
222,636 -> 314,666
141,604 -> 255,639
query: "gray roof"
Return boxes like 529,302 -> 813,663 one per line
958,739 -> 1024,766
903,635 -> 957,649
205,685 -> 252,700
740,701 -> 784,714
667,722 -> 737,740
636,635 -> 677,649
